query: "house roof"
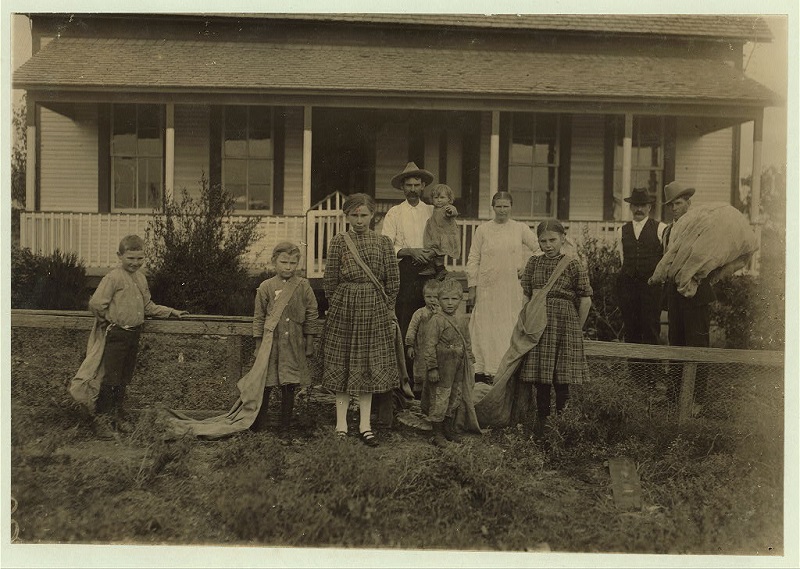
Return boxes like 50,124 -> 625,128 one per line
13,37 -> 778,107
210,13 -> 773,41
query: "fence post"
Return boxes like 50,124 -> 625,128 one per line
226,336 -> 244,384
677,362 -> 697,424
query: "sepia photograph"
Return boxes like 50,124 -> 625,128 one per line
3,1 -> 797,567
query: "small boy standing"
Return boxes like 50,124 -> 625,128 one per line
250,242 -> 320,433
420,184 -> 461,279
72,235 -> 187,439
405,279 -> 440,398
420,277 -> 477,447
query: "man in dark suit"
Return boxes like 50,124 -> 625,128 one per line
616,187 -> 668,345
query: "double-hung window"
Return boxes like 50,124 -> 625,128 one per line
508,112 -> 559,218
111,104 -> 164,211
222,106 -> 273,212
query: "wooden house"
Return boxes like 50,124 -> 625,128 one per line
13,13 -> 776,277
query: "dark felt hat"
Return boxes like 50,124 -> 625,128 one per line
623,187 -> 655,205
391,162 -> 434,189
663,181 -> 696,204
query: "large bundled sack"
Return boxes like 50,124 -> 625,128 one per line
649,203 -> 757,298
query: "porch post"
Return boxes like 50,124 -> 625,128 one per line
302,106 -> 312,212
489,110 -> 500,206
25,97 -> 37,211
621,113 -> 633,221
750,110 -> 763,224
165,103 -> 175,203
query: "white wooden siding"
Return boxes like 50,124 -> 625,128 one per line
39,104 -> 98,212
675,119 -> 733,205
568,114 -> 606,221
283,107 -> 305,215
375,122 -> 408,200
173,104 -> 210,199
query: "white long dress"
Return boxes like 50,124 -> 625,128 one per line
466,219 -> 540,376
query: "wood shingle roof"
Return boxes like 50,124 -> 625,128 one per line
14,37 -> 778,106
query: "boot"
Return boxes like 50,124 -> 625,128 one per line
280,385 -> 296,432
430,421 -> 449,448
533,413 -> 548,440
93,414 -> 118,440
250,388 -> 272,432
112,387 -> 134,434
443,415 -> 463,443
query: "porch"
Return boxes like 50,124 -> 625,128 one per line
20,208 -> 630,280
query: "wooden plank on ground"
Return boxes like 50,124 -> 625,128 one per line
678,363 -> 698,424
607,457 -> 642,510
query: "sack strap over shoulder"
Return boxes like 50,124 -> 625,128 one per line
342,232 -> 390,306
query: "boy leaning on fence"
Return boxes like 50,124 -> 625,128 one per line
69,234 -> 188,439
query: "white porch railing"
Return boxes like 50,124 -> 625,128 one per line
20,209 -> 762,280
19,211 -> 305,275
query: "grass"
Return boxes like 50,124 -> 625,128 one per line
9,327 -> 785,554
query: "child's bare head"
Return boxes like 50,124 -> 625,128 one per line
271,242 -> 302,279
118,234 -> 145,254
437,277 -> 463,315
422,279 -> 441,310
430,184 -> 454,207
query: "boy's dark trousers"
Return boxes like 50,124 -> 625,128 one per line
95,326 -> 141,416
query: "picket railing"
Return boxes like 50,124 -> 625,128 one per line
19,208 -> 762,279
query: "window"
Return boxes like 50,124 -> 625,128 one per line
111,104 -> 164,211
222,106 -> 273,211
613,116 -> 665,220
507,113 -> 559,218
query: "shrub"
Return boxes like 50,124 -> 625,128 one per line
11,245 -> 88,310
145,177 -> 261,315
710,273 -> 784,350
576,226 -> 624,341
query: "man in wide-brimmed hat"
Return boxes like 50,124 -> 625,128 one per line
661,181 -> 714,413
615,187 -> 668,346
376,162 -> 436,427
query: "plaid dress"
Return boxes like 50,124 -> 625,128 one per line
317,230 -> 401,395
519,254 -> 593,385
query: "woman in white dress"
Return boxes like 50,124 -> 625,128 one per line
466,192 -> 540,382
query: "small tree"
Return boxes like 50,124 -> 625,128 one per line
576,226 -> 624,341
146,177 -> 262,315
12,95 -> 27,207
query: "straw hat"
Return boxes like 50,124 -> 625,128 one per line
663,181 -> 696,204
391,162 -> 434,190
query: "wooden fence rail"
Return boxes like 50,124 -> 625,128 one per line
11,309 -> 784,422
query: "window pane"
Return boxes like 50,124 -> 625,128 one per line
138,158 -> 162,209
249,184 -> 271,210
509,165 -> 533,193
532,166 -> 556,193
249,107 -> 272,157
224,107 -> 248,157
514,190 -> 533,218
532,191 -> 549,216
534,114 -> 558,164
510,139 -> 533,164
227,184 -> 247,210
112,104 -> 137,155
224,159 -> 247,187
113,157 -> 136,209
248,159 -> 272,185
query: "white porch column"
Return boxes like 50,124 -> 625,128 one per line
621,113 -> 633,221
489,110 -> 500,206
165,103 -> 175,203
302,106 -> 312,212
750,110 -> 764,224
25,98 -> 37,210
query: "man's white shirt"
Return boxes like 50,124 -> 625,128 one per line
381,200 -> 434,255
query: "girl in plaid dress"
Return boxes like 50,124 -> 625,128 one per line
519,219 -> 592,438
318,193 -> 400,447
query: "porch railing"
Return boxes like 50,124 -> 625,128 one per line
19,209 -> 762,280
